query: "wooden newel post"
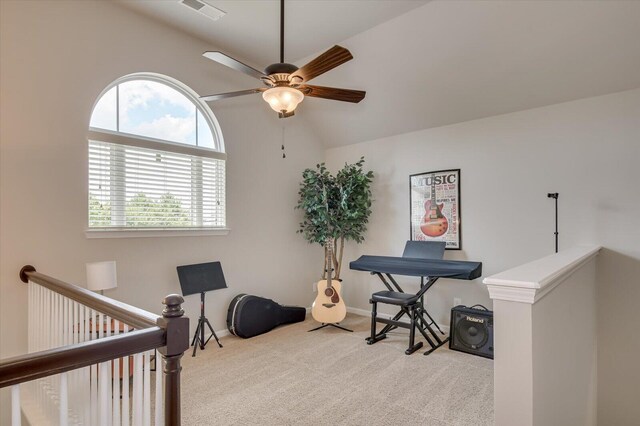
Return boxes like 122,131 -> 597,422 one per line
158,294 -> 189,426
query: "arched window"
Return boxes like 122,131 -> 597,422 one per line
88,73 -> 226,233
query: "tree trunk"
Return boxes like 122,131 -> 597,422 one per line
332,238 -> 339,280
322,244 -> 328,279
336,236 -> 345,279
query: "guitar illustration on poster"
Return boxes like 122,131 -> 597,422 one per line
410,169 -> 461,250
420,180 -> 449,237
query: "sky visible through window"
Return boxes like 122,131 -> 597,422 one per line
90,79 -> 215,148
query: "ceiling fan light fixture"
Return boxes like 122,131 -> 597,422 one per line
200,0 -> 365,117
262,86 -> 304,116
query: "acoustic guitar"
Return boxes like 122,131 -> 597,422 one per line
420,177 -> 449,237
311,238 -> 347,324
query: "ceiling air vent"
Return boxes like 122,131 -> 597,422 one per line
180,0 -> 226,21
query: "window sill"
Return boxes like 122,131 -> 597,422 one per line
85,228 -> 230,239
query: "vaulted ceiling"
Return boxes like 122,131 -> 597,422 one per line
118,0 -> 430,66
119,0 -> 640,147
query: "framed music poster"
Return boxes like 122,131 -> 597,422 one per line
409,169 -> 461,250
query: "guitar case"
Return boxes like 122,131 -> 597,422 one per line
226,294 -> 306,338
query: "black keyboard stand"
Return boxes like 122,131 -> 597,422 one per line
365,272 -> 449,355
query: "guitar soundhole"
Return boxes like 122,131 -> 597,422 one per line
324,288 -> 334,297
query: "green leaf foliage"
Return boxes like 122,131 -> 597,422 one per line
88,194 -> 111,226
295,157 -> 374,245
126,192 -> 190,227
89,192 -> 190,227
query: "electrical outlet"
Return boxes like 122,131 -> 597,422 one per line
312,281 -> 317,292
454,297 -> 462,307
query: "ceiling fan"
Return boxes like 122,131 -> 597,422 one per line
201,0 -> 366,118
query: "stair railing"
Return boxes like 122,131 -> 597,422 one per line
0,265 -> 189,426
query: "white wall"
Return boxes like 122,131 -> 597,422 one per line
325,88 -> 640,424
0,1 -> 323,420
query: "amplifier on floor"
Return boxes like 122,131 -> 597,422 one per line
449,305 -> 494,359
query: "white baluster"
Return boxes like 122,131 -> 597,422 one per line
113,320 -> 120,426
73,301 -> 78,345
83,305 -> 91,426
100,359 -> 109,426
26,284 -> 31,422
67,297 -> 72,344
122,324 -> 130,426
32,284 -> 36,352
154,350 -> 163,426
45,289 -> 50,349
40,289 -> 48,415
49,291 -> 53,340
98,310 -> 104,424
38,288 -> 45,412
59,294 -> 63,346
91,310 -> 98,426
37,285 -> 41,351
51,293 -> 60,419
106,316 -> 113,425
71,301 -> 78,423
36,283 -> 40,349
11,384 -> 20,426
63,301 -> 70,423
48,294 -> 55,418
143,351 -> 151,426
36,285 -> 41,351
63,296 -> 68,346
133,352 -> 143,426
60,372 -> 68,426
98,312 -> 103,339
57,293 -> 62,347
57,295 -> 63,410
28,282 -> 32,353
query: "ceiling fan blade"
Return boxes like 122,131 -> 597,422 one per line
300,85 -> 365,103
291,45 -> 353,83
203,51 -> 266,80
201,88 -> 266,102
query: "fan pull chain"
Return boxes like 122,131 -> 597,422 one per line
281,126 -> 287,159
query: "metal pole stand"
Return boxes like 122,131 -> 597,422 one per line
191,292 -> 222,357
548,192 -> 559,253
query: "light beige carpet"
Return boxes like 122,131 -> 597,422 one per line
181,314 -> 493,425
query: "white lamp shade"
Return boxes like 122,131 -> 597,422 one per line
86,261 -> 117,292
262,87 -> 304,114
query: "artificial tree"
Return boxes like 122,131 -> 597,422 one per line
296,157 -> 374,280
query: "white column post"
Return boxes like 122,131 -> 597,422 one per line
484,245 -> 600,426
60,372 -> 68,426
11,385 -> 21,426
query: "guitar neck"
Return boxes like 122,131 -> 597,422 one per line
431,176 -> 436,201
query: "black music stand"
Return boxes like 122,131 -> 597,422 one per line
177,261 -> 227,357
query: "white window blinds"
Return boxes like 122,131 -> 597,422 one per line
89,139 -> 225,229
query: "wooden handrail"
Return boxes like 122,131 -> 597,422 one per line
0,327 -> 165,388
7,266 -> 190,425
20,265 -> 159,329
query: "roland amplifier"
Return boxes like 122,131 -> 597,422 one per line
449,305 -> 494,359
